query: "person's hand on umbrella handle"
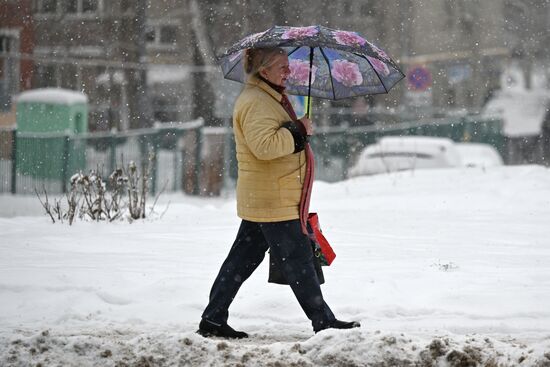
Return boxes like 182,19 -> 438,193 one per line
300,117 -> 313,136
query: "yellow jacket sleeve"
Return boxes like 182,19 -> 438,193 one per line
239,101 -> 295,160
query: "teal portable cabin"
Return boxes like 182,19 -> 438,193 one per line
16,88 -> 88,182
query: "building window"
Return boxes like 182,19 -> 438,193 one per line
146,26 -> 156,43
66,0 -> 78,13
0,32 -> 20,112
43,0 -> 57,13
153,95 -> 179,123
360,1 -> 376,17
146,23 -> 179,48
160,26 -> 177,45
343,1 -> 353,16
82,0 -> 98,12
33,0 -> 58,14
64,0 -> 99,15
61,64 -> 78,90
0,35 -> 13,53
35,63 -> 58,88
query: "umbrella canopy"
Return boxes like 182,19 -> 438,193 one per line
219,25 -> 405,101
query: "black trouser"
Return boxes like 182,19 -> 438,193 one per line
201,219 -> 335,331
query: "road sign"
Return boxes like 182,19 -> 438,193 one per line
407,65 -> 432,91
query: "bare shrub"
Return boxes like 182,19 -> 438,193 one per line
36,155 -> 164,225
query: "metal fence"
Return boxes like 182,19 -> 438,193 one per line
1,115 -> 505,195
311,115 -> 505,182
1,119 -> 207,195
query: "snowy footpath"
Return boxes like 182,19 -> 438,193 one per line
1,165 -> 550,366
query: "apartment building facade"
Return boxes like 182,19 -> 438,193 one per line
2,0 -> 548,130
0,0 -> 34,125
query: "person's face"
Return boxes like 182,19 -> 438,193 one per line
260,53 -> 290,87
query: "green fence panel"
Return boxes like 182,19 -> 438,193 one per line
3,116 -> 504,193
309,116 -> 504,182
5,119 -> 204,195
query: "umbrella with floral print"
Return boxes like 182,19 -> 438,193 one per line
219,25 -> 405,106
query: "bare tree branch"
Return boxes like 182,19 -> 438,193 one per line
35,187 -> 55,223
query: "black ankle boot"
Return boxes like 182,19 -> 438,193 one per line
315,319 -> 361,333
197,319 -> 249,339
331,319 -> 361,329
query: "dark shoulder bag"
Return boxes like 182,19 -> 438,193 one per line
268,213 -> 335,285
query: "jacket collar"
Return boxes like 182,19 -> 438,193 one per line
246,74 -> 283,102
258,75 -> 286,94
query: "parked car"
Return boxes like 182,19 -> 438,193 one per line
454,142 -> 503,168
348,136 -> 462,177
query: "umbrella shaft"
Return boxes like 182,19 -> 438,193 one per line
306,47 -> 313,118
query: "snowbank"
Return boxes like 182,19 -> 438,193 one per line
1,165 -> 550,366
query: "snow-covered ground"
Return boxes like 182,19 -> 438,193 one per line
1,165 -> 550,366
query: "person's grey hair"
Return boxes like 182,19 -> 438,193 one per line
243,48 -> 286,76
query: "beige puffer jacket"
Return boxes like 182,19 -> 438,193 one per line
233,76 -> 306,222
